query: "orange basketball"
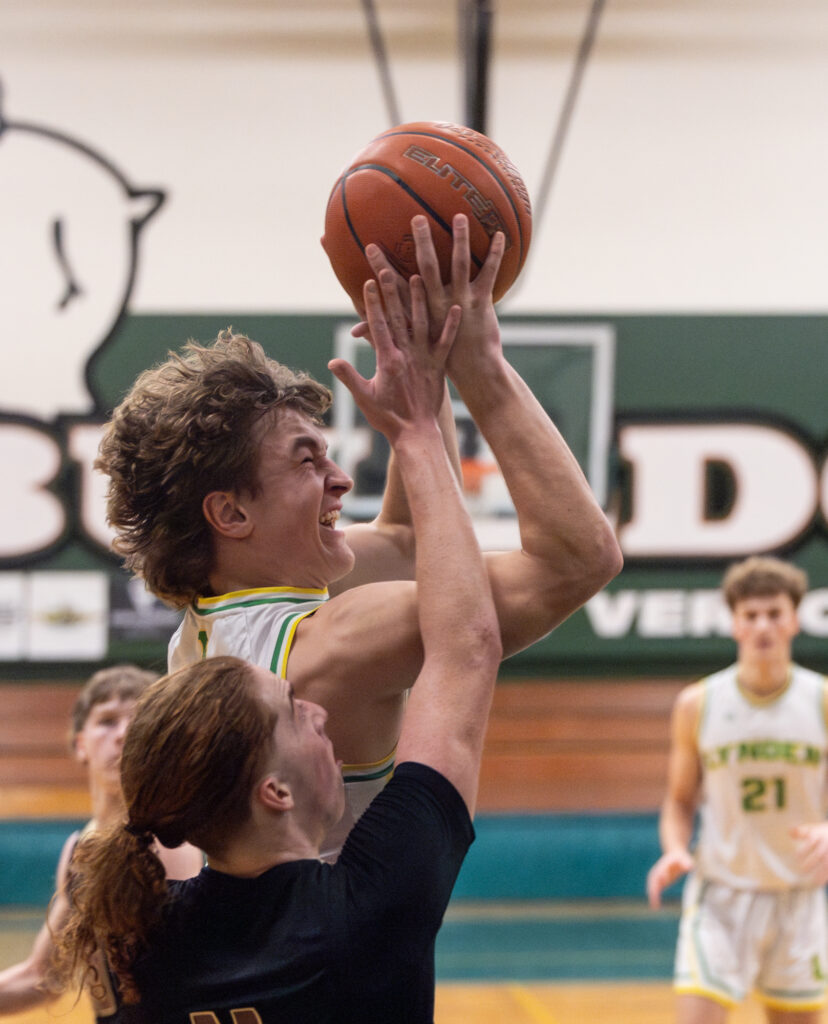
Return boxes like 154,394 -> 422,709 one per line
322,121 -> 532,308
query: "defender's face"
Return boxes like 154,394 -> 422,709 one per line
242,408 -> 355,588
74,696 -> 136,790
731,593 -> 799,662
255,667 -> 344,830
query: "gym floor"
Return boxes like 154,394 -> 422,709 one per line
0,905 -> 806,1023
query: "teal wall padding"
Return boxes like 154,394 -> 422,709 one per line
0,820 -> 82,906
452,813 -> 664,901
0,813 -> 675,907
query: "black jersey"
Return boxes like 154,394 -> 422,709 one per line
131,761 -> 474,1024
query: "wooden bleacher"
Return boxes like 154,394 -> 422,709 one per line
477,679 -> 681,812
0,685 -> 89,817
0,679 -> 684,819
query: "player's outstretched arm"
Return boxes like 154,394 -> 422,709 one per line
412,213 -> 623,655
330,270 -> 501,814
294,215 -> 619,750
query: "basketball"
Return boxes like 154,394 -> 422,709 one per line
322,121 -> 532,308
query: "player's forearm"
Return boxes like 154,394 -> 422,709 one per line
658,798 -> 695,856
393,424 -> 501,805
451,355 -> 621,578
0,961 -> 54,1011
393,427 -> 500,674
375,382 -> 462,530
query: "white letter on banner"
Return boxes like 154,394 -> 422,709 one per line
0,424 -> 64,555
799,590 -> 828,638
637,590 -> 686,637
584,590 -> 639,637
68,422 -> 113,550
687,589 -> 732,637
619,424 -> 817,556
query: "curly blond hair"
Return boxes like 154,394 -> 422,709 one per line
96,330 -> 331,607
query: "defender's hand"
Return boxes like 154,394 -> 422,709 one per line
330,271 -> 461,444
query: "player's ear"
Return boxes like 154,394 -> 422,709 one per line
257,774 -> 294,813
203,491 -> 253,539
73,734 -> 88,765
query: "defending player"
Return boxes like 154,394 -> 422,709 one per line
647,556 -> 828,1024
95,215 -> 622,858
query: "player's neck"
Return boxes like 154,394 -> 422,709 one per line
207,562 -> 315,598
206,813 -> 322,877
736,656 -> 792,698
88,778 -> 127,830
207,838 -> 319,877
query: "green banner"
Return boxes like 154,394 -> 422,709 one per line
0,313 -> 825,678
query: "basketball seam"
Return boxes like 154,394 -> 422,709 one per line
371,127 -> 529,265
340,163 -> 485,271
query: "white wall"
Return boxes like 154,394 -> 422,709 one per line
1,0 -> 826,316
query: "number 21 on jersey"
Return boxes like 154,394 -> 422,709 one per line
741,776 -> 786,811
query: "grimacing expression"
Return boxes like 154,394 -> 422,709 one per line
237,408 -> 355,589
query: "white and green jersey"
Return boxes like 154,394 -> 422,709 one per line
169,586 -> 396,861
168,585 -> 329,677
695,662 -> 828,890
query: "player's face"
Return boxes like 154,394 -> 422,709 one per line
241,408 -> 355,588
257,668 -> 344,829
74,695 -> 136,791
730,593 -> 799,662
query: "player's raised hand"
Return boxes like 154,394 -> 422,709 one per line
410,213 -> 505,379
351,214 -> 504,364
330,270 -> 460,445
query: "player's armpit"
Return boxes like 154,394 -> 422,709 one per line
288,581 -> 423,696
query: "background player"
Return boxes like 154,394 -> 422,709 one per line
0,665 -> 202,1018
647,556 -> 828,1024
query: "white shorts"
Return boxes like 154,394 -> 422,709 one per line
675,873 -> 828,1011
